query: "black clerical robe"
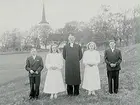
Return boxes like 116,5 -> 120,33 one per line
63,43 -> 83,85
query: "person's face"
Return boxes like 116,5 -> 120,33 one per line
109,42 -> 116,49
31,49 -> 37,56
68,36 -> 75,43
52,46 -> 57,53
89,43 -> 95,50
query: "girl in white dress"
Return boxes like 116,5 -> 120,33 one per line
43,44 -> 66,99
82,42 -> 101,95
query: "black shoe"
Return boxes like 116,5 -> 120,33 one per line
74,94 -> 79,96
74,93 -> 79,96
68,93 -> 73,96
109,92 -> 113,94
114,90 -> 118,94
114,91 -> 118,94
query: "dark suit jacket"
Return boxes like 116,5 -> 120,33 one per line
104,48 -> 122,71
25,55 -> 44,77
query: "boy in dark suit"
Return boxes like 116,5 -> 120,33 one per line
25,48 -> 44,99
104,40 -> 122,94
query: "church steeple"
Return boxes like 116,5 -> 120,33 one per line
39,1 -> 48,24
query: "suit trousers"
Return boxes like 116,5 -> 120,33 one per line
29,76 -> 40,97
67,85 -> 79,95
107,71 -> 119,93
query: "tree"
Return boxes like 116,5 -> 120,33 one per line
29,24 -> 52,49
89,6 -> 115,47
63,21 -> 79,34
0,31 -> 10,51
0,29 -> 22,51
132,6 -> 140,43
39,25 -> 52,49
22,35 -> 33,51
62,21 -> 90,43
29,26 -> 41,49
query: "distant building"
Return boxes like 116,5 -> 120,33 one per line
39,2 -> 49,25
39,1 -> 50,49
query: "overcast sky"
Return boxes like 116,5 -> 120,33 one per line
0,0 -> 139,35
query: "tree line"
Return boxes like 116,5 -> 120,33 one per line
0,5 -> 140,52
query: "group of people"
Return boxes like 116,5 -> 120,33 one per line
25,34 -> 122,100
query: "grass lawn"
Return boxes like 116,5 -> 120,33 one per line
0,44 -> 140,105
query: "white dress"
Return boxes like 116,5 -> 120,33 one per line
43,53 -> 66,94
82,50 -> 101,91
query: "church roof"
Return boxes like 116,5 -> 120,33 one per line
39,3 -> 49,24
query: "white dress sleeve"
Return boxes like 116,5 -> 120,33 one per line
45,54 -> 52,69
55,54 -> 63,70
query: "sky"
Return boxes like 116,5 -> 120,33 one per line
0,0 -> 139,35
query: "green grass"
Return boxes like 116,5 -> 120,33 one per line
0,44 -> 140,105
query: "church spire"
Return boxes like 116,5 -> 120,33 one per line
39,1 -> 48,24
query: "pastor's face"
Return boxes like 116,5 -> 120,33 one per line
68,36 -> 75,43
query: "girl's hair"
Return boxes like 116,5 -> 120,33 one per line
86,41 -> 97,50
49,44 -> 60,53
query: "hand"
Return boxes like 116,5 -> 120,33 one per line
113,63 -> 116,67
110,63 -> 116,67
88,64 -> 95,67
35,71 -> 38,74
110,63 -> 114,67
30,70 -> 34,74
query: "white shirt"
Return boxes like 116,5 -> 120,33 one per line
32,55 -> 36,60
70,43 -> 74,47
111,48 -> 115,52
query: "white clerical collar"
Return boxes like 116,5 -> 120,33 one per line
70,43 -> 74,47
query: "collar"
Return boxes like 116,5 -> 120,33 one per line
32,55 -> 36,59
69,43 -> 74,47
110,48 -> 115,52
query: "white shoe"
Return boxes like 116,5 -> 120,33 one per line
91,91 -> 96,95
50,94 -> 53,99
88,91 -> 92,95
54,94 -> 57,99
